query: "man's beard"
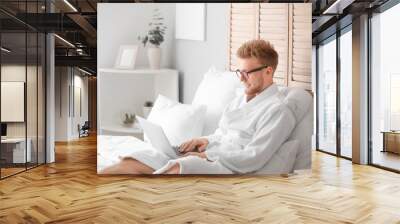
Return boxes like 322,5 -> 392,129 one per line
245,84 -> 263,96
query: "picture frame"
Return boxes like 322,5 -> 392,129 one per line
114,45 -> 138,69
175,3 -> 206,41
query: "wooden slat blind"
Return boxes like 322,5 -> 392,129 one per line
228,3 -> 312,91
259,3 -> 289,86
288,3 -> 312,90
228,3 -> 258,71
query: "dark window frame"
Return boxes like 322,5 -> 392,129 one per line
0,0 -> 47,180
315,23 -> 352,161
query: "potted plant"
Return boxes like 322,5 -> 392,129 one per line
123,113 -> 136,127
143,101 -> 153,118
138,8 -> 167,70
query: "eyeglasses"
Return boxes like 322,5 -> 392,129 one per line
235,64 -> 270,79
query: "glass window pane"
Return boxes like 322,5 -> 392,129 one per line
340,29 -> 352,158
371,3 -> 400,171
1,31 -> 28,177
0,1 -> 46,179
317,37 -> 337,154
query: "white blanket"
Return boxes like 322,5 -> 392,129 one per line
98,135 -> 298,174
97,135 -> 232,174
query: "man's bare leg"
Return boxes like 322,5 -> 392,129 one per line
163,163 -> 180,174
100,158 -> 154,174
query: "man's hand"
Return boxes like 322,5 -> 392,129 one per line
179,138 -> 209,154
182,151 -> 207,159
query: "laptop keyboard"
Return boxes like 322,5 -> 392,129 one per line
172,145 -> 200,155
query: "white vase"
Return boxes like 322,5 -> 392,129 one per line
147,46 -> 161,69
142,106 -> 153,118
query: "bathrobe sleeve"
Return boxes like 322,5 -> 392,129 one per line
205,104 -> 296,174
201,98 -> 236,146
203,128 -> 223,146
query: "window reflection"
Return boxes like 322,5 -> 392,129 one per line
1,31 -> 28,177
340,29 -> 352,158
371,3 -> 400,171
318,37 -> 337,154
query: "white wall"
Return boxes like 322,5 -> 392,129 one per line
55,67 -> 69,141
98,72 -> 155,127
175,3 -> 229,103
97,3 -> 176,69
72,71 -> 88,139
98,3 -> 230,104
55,67 -> 89,141
77,74 -> 89,124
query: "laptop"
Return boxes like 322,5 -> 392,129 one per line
136,116 -> 182,158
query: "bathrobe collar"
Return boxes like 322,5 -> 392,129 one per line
244,83 -> 278,108
225,83 -> 279,120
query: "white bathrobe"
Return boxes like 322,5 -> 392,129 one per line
154,83 -> 296,174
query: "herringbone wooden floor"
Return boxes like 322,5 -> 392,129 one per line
1,135 -> 400,223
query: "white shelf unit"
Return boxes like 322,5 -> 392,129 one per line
97,68 -> 179,135
1,138 -> 32,163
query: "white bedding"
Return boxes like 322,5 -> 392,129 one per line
97,134 -> 299,174
97,135 -> 155,172
97,134 -> 231,174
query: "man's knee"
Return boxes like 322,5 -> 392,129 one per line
165,163 -> 180,174
120,157 -> 138,164
120,158 -> 153,174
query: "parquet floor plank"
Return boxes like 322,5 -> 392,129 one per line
1,135 -> 400,223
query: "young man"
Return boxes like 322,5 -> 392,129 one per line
100,39 -> 296,175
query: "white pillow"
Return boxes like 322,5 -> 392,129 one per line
291,106 -> 313,170
192,67 -> 242,135
279,86 -> 313,170
146,95 -> 207,146
279,87 -> 313,123
256,140 -> 299,174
